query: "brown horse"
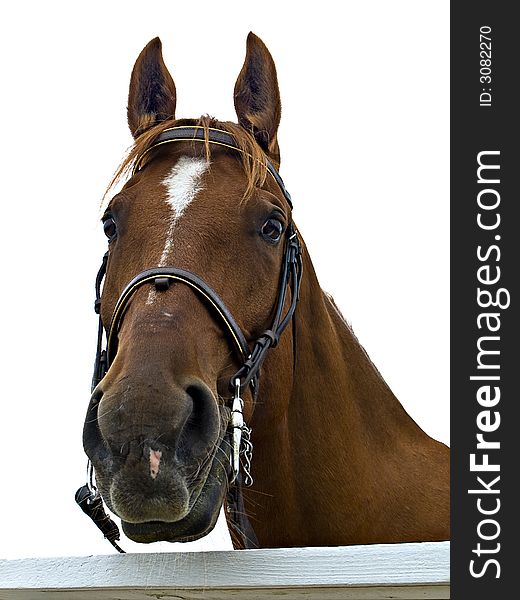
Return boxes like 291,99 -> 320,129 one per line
82,33 -> 449,549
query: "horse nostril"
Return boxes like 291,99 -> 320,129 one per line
186,384 -> 212,422
178,383 -> 219,461
90,380 -> 219,466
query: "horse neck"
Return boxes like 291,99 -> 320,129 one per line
283,248 -> 425,455
247,248 -> 444,546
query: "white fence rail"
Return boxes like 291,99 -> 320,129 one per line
0,541 -> 449,600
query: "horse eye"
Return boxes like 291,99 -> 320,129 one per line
261,217 -> 284,243
103,216 -> 117,241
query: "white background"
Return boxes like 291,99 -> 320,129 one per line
0,1 -> 448,559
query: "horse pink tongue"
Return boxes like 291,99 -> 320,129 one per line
149,449 -> 162,479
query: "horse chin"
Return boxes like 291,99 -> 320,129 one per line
119,440 -> 230,544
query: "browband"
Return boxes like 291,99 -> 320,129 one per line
132,126 -> 293,208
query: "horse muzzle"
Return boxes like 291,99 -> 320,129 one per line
82,376 -> 231,541
120,439 -> 230,543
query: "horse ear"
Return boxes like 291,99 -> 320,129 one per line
127,38 -> 176,138
234,32 -> 281,162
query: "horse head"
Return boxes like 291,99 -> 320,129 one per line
83,33 -> 297,544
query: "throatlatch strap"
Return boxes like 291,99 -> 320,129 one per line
229,225 -> 302,392
92,252 -> 108,392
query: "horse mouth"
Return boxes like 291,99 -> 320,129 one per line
116,435 -> 230,543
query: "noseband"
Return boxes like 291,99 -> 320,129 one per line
76,126 -> 303,551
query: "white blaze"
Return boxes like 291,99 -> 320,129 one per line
159,155 -> 208,265
147,155 -> 208,304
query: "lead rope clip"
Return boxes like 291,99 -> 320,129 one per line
230,378 -> 254,486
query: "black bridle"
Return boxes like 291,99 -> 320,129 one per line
76,126 -> 303,551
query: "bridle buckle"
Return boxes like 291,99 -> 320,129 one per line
154,276 -> 171,291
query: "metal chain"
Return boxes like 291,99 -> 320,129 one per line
239,424 -> 254,486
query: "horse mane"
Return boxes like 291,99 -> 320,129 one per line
105,116 -> 268,205
324,291 -> 392,385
